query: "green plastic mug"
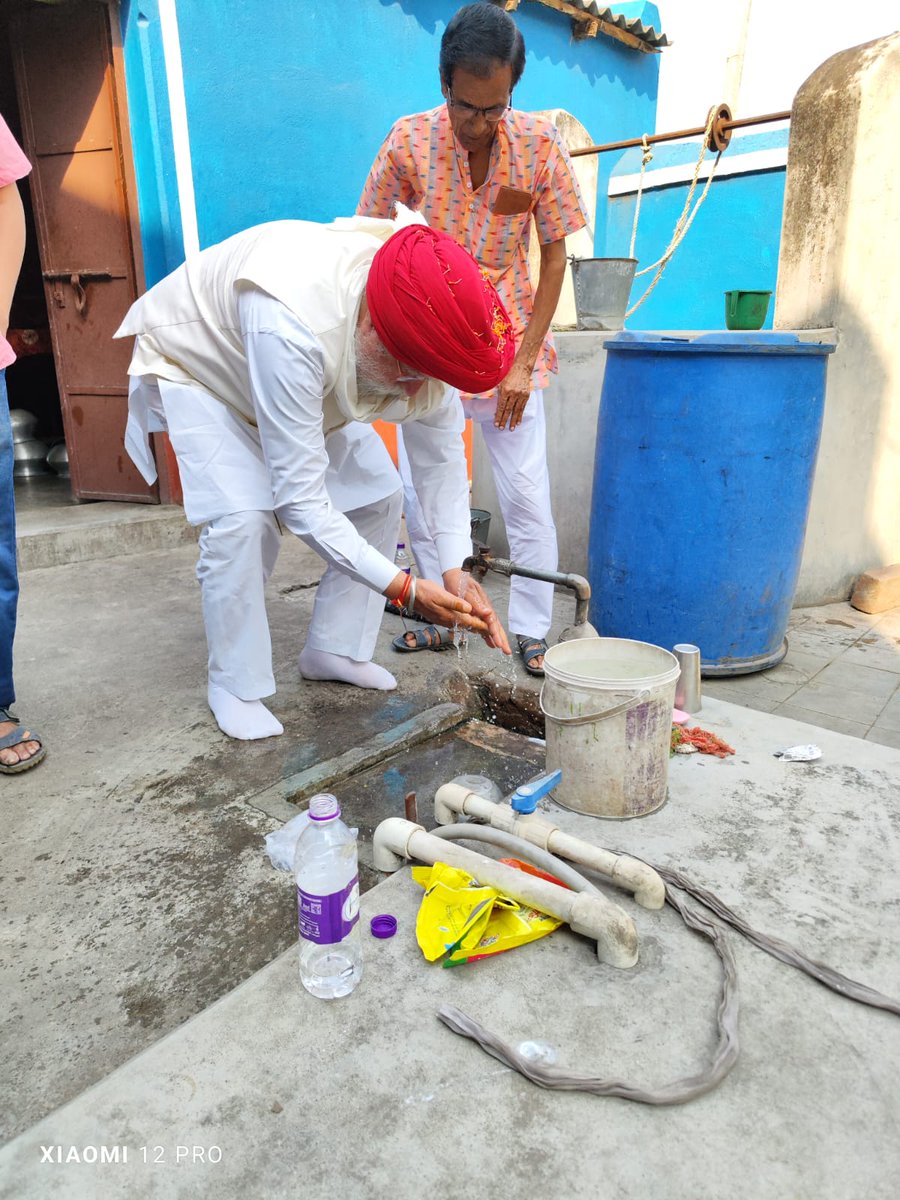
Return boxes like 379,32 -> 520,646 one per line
724,289 -> 772,330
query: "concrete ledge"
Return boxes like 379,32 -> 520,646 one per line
243,701 -> 471,822
16,505 -> 199,571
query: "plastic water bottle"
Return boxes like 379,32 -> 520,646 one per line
294,793 -> 362,999
394,542 -> 411,575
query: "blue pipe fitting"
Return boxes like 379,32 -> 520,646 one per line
510,769 -> 563,814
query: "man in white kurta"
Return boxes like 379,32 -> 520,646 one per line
115,214 -> 512,740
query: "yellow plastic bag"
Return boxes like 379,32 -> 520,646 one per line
412,862 -> 561,968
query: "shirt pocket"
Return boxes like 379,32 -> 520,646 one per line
476,208 -> 532,275
490,185 -> 534,216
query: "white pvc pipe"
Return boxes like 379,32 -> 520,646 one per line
433,783 -> 666,909
373,817 -> 638,969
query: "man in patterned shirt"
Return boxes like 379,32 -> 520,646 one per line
358,1 -> 589,675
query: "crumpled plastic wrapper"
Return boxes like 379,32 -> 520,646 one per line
774,744 -> 822,762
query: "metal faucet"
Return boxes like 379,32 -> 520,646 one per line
462,547 -> 598,641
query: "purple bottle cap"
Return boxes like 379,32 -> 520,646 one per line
370,914 -> 397,939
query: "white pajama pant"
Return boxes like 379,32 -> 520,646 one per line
399,389 -> 557,639
128,377 -> 402,700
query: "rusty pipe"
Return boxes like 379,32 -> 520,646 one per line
463,552 -> 592,628
570,106 -> 791,158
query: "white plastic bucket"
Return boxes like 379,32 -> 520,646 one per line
541,637 -> 679,819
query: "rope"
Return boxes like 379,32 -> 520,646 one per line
652,863 -> 900,1017
625,105 -> 723,318
628,134 -> 653,260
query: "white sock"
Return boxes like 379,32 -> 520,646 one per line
298,647 -> 397,691
208,683 -> 284,740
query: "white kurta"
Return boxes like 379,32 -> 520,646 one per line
118,216 -> 472,584
115,216 -> 473,694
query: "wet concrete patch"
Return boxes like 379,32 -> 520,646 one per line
326,719 -> 546,871
3,538 -> 552,1145
1,708 -> 545,1143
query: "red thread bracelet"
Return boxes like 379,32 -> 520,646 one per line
396,573 -> 412,609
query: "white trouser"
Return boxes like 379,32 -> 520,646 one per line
398,389 -> 557,639
129,377 -> 402,699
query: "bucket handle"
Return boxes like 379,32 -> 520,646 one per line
539,686 -> 652,727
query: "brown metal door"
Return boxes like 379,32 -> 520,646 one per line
11,0 -> 158,501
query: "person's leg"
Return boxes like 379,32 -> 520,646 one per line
0,369 -> 18,710
151,380 -> 285,739
393,400 -> 469,652
477,390 -> 557,652
0,369 -> 42,769
196,509 -> 285,739
300,484 -> 403,690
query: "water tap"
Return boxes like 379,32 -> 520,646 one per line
510,769 -> 563,814
461,549 -> 492,581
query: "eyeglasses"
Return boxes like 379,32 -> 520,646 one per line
395,358 -> 427,384
447,88 -> 510,124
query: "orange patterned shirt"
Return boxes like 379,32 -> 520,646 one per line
358,105 -> 588,397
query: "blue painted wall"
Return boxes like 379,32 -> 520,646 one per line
120,1 -> 186,285
604,130 -> 787,329
119,1 -> 660,282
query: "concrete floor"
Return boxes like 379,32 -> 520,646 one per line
706,602 -> 900,748
1,697 -> 898,1200
4,496 -> 900,1197
3,521 -> 555,1146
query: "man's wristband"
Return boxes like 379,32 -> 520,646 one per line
404,576 -> 417,617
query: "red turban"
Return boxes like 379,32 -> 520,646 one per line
366,225 -> 515,393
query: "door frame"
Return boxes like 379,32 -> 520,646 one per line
9,0 -> 179,504
106,0 -> 179,504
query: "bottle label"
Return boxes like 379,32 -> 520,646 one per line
297,876 -> 360,945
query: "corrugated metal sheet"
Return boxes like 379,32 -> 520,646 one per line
546,2 -> 670,49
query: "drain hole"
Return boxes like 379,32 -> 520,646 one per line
472,673 -> 544,739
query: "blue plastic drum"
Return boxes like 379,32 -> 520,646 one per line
587,332 -> 836,674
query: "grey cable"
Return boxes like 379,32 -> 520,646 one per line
424,825 -> 899,1105
628,857 -> 900,1017
427,825 -> 741,1105
428,823 -> 602,895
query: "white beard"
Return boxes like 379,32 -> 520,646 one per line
355,332 -> 407,403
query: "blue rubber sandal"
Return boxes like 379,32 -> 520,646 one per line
516,635 -> 548,677
0,708 -> 47,774
391,625 -> 454,653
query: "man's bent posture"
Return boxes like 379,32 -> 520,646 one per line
116,213 -> 512,740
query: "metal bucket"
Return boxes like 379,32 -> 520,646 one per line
570,257 -> 637,331
470,507 -> 491,549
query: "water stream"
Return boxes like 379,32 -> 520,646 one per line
460,566 -> 520,702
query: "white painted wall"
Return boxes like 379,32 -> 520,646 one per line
529,110 -> 597,329
656,0 -> 899,132
775,33 -> 900,603
472,332 -> 607,574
